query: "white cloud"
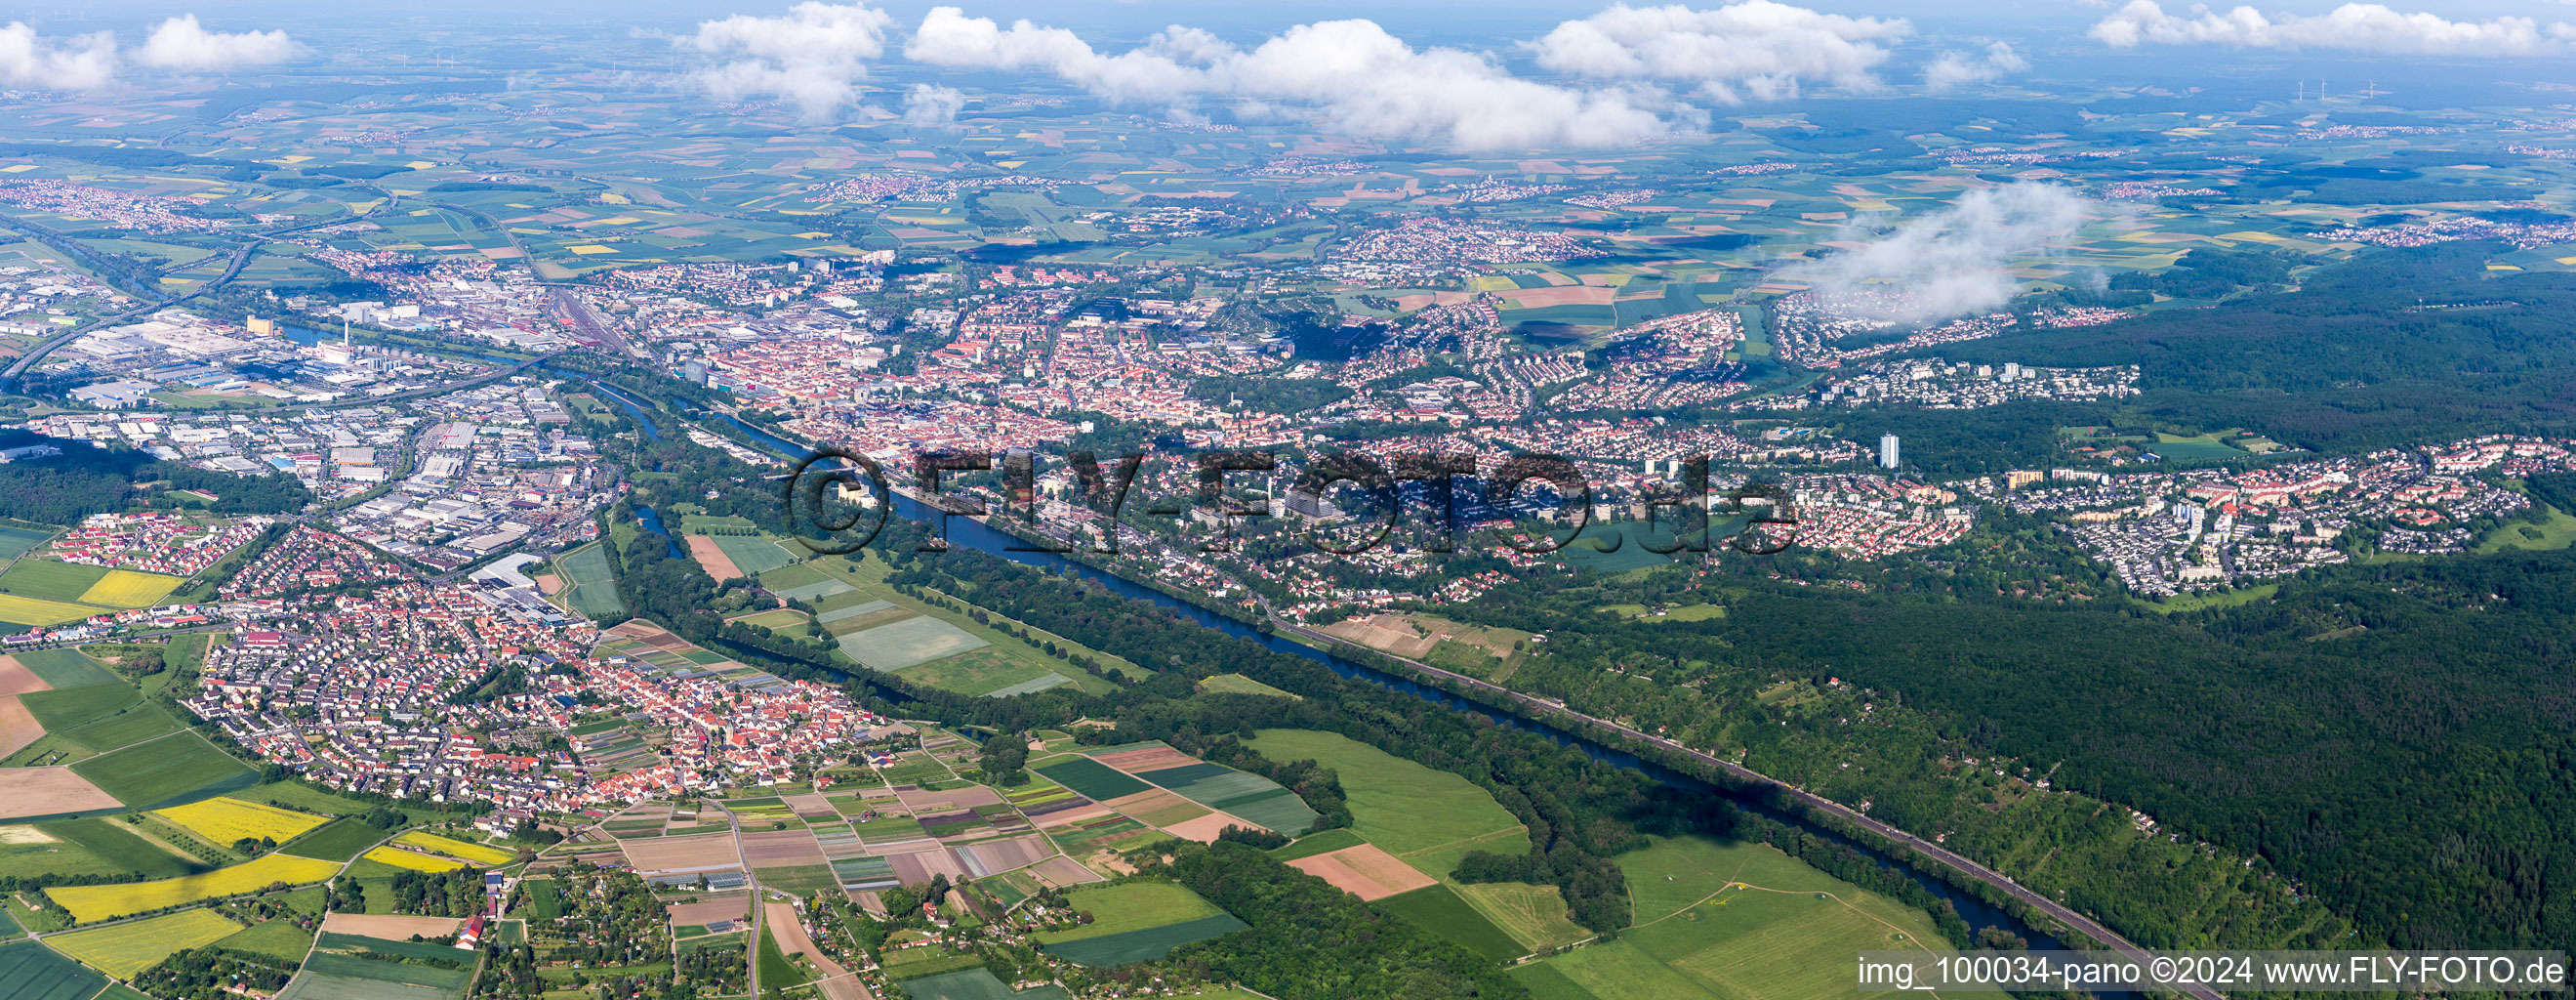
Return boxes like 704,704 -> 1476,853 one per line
0,21 -> 119,91
137,15 -> 296,71
2089,1 -> 2576,55
905,7 -> 1675,150
1785,184 -> 2103,323
681,2 -> 895,120
903,82 -> 964,124
1924,41 -> 2027,92
1527,1 -> 1910,104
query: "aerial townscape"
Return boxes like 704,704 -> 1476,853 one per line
0,2 -> 2565,999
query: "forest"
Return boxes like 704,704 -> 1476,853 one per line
1444,537 -> 2576,952
0,430 -> 314,524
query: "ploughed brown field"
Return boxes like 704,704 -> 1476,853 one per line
0,767 -> 120,819
1288,844 -> 1438,901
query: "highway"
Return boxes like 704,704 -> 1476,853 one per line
1261,605 -> 2225,1000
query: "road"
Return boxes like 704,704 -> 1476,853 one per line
1260,604 -> 2225,1000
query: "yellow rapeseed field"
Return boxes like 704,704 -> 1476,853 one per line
48,854 -> 340,923
395,831 -> 516,866
75,569 -> 184,608
0,593 -> 99,627
362,846 -> 465,872
48,907 -> 243,977
152,797 -> 328,847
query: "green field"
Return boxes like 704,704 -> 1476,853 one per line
1508,835 -> 1953,1000
1371,884 -> 1526,963
0,939 -> 107,1000
552,543 -> 626,618
12,648 -> 118,688
1455,881 -> 1592,952
30,817 -> 202,879
216,915 -> 319,961
754,923 -> 809,991
1020,881 -> 1231,958
1028,756 -> 1147,801
2477,506 -> 2576,553
303,933 -> 476,991
280,818 -> 391,861
1270,828 -> 1366,861
1245,729 -> 1525,878
1025,886 -> 1247,964
1559,521 -> 1682,574
0,525 -> 54,562
0,560 -> 108,602
1196,673 -> 1296,698
709,533 -> 798,575
69,731 -> 260,808
902,967 -> 1077,1000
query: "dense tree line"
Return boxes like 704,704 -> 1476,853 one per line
388,866 -> 488,917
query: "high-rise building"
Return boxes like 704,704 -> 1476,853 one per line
1878,434 -> 1901,470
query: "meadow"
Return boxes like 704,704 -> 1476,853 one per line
1507,835 -> 1954,1000
1244,729 -> 1526,878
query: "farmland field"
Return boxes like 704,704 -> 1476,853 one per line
393,831 -> 515,866
1029,757 -> 1147,801
0,560 -> 107,602
363,847 -> 466,873
0,525 -> 54,562
70,730 -> 259,808
0,594 -> 99,627
281,932 -> 476,1000
1509,835 -> 1953,1000
551,543 -> 626,618
12,649 -> 117,688
0,939 -> 106,1000
48,907 -> 243,977
1031,882 -> 1229,943
153,797 -> 328,847
47,852 -> 343,923
1028,880 -> 1247,963
1245,729 -> 1522,875
280,818 -> 389,861
215,916 -> 320,961
709,533 -> 798,575
28,817 -> 200,879
1373,884 -> 1527,963
75,570 -> 183,608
